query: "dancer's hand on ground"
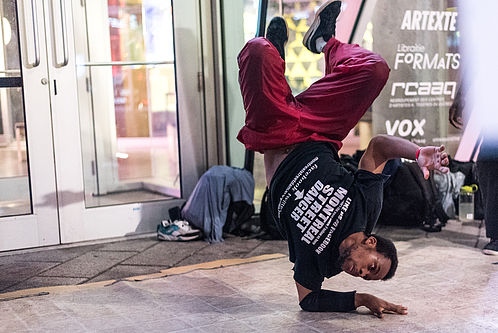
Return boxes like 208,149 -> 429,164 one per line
417,145 -> 450,179
355,293 -> 408,318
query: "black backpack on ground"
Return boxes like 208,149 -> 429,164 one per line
223,201 -> 256,237
378,162 -> 448,230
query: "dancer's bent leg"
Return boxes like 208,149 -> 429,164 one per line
296,38 -> 390,149
237,37 -> 299,152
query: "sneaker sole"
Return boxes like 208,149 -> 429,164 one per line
157,233 -> 201,241
303,0 -> 341,54
482,249 -> 498,255
157,226 -> 201,238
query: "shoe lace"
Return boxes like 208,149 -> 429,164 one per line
174,220 -> 190,229
161,220 -> 172,227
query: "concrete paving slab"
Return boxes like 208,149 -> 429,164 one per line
2,276 -> 87,293
0,318 -> 30,333
0,244 -> 103,264
0,220 -> 493,298
176,237 -> 263,266
142,319 -> 194,332
0,262 -> 59,292
121,241 -> 209,266
374,224 -> 426,241
243,239 -> 289,258
86,264 -> 167,283
98,237 -> 157,252
198,319 -> 256,332
429,229 -> 479,247
0,237 -> 496,332
39,251 -> 137,278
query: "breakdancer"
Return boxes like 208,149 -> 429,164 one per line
237,0 -> 449,317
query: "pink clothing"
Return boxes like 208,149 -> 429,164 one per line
237,37 -> 389,152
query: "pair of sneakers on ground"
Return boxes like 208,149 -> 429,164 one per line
157,219 -> 202,241
266,0 -> 341,60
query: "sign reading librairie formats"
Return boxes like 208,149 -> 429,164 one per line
371,0 -> 461,155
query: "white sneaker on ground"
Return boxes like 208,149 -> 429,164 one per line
157,220 -> 202,241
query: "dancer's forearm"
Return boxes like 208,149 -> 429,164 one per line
359,135 -> 418,173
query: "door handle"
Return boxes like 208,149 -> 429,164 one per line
22,0 -> 41,68
51,0 -> 69,67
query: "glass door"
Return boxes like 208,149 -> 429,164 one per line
0,1 -> 28,217
1,0 -> 207,250
73,0 -> 180,205
52,0 -> 206,243
0,0 -> 60,251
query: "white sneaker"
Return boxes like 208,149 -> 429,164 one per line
303,0 -> 342,53
482,239 -> 498,255
157,219 -> 202,241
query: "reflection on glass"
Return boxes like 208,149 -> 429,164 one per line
253,152 -> 266,209
90,0 -> 175,63
0,1 -> 30,217
0,88 -> 31,217
283,1 -> 325,94
76,0 -> 179,207
111,64 -> 178,187
0,1 -> 20,78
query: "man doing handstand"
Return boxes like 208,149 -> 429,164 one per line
237,0 -> 449,317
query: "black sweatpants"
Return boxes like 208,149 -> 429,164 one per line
477,151 -> 498,240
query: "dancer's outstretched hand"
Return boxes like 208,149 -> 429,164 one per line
417,145 -> 450,179
355,293 -> 408,318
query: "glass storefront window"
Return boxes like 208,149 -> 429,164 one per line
0,87 -> 31,217
0,2 -> 31,217
282,1 -> 325,94
74,0 -> 179,207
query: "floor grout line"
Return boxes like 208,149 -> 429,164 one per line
0,254 -> 287,301
0,243 -> 116,293
78,245 -> 159,283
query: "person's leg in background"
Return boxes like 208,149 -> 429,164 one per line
477,140 -> 498,255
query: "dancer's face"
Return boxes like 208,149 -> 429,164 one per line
338,237 -> 391,280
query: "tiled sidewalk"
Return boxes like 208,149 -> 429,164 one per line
0,219 -> 489,294
0,236 -> 289,293
1,235 -> 497,333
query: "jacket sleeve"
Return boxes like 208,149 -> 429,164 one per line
299,289 -> 356,312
